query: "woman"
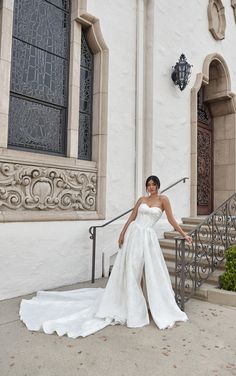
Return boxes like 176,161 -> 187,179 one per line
20,176 -> 191,338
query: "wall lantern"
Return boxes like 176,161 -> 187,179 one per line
171,54 -> 192,91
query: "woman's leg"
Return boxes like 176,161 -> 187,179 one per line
141,275 -> 144,290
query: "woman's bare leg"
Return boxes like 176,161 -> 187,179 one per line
141,276 -> 144,291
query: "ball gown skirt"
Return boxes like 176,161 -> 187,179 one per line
19,203 -> 188,338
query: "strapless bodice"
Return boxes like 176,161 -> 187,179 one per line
134,203 -> 163,228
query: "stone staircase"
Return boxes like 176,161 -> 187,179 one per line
160,216 -> 231,305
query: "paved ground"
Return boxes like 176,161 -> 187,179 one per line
1,279 -> 236,376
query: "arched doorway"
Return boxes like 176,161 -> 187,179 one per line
191,53 -> 236,217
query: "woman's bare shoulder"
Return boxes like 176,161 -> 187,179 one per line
158,195 -> 169,203
136,196 -> 146,204
133,196 -> 146,210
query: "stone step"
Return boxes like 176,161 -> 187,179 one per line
181,216 -> 235,228
179,222 -> 236,235
170,275 -> 236,307
181,217 -> 206,225
166,260 -> 222,285
159,237 -> 223,253
169,275 -> 214,301
179,223 -> 200,232
160,238 -> 197,250
159,238 -> 177,249
163,229 -> 235,241
162,247 -> 226,270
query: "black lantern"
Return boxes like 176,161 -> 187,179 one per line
171,54 -> 192,91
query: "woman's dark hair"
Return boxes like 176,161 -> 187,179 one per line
145,175 -> 161,190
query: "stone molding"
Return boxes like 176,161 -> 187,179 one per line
208,0 -> 226,40
190,53 -> 236,216
0,162 -> 97,212
232,0 -> 236,22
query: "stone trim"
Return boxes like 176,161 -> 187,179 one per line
0,160 -> 97,221
231,0 -> 236,22
202,53 -> 231,92
0,0 -> 109,222
208,0 -> 226,40
74,10 -> 109,219
0,0 -> 13,149
190,53 -> 236,216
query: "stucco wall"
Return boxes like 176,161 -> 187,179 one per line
0,0 -> 137,300
154,0 -> 236,220
88,0 -> 137,217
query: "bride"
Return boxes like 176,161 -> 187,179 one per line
20,175 -> 192,338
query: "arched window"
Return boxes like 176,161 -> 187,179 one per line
8,0 -> 70,155
78,30 -> 94,160
0,0 -> 108,221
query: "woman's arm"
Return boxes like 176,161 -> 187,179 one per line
118,197 -> 143,248
162,196 -> 192,244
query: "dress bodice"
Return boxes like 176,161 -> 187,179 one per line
134,203 -> 163,228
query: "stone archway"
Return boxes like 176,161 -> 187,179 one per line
190,53 -> 236,216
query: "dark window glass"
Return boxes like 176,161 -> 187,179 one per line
46,0 -> 70,11
78,31 -> 94,161
8,0 -> 70,155
9,97 -> 65,153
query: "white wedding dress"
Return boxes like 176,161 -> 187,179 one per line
19,203 -> 188,337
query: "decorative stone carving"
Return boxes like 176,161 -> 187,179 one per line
0,163 -> 97,211
208,0 -> 226,40
232,0 -> 236,22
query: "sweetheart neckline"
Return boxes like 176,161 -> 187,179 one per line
140,203 -> 163,213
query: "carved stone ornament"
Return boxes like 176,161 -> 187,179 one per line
208,0 -> 226,40
232,0 -> 236,22
0,163 -> 97,211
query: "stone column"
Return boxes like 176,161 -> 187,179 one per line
0,0 -> 14,148
135,0 -> 145,198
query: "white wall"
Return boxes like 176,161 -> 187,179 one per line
88,0 -> 137,217
153,0 -> 236,220
0,0 -> 138,300
0,221 -> 94,299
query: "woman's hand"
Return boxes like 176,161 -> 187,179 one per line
118,233 -> 125,248
184,233 -> 192,245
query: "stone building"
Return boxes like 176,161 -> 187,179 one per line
0,0 -> 236,300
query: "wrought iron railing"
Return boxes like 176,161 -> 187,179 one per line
89,177 -> 189,283
175,193 -> 236,310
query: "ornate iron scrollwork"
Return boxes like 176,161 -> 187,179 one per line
197,129 -> 212,206
197,87 -> 213,211
175,193 -> 236,310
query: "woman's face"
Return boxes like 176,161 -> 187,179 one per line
146,180 -> 157,194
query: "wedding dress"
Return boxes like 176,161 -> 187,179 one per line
19,203 -> 188,338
